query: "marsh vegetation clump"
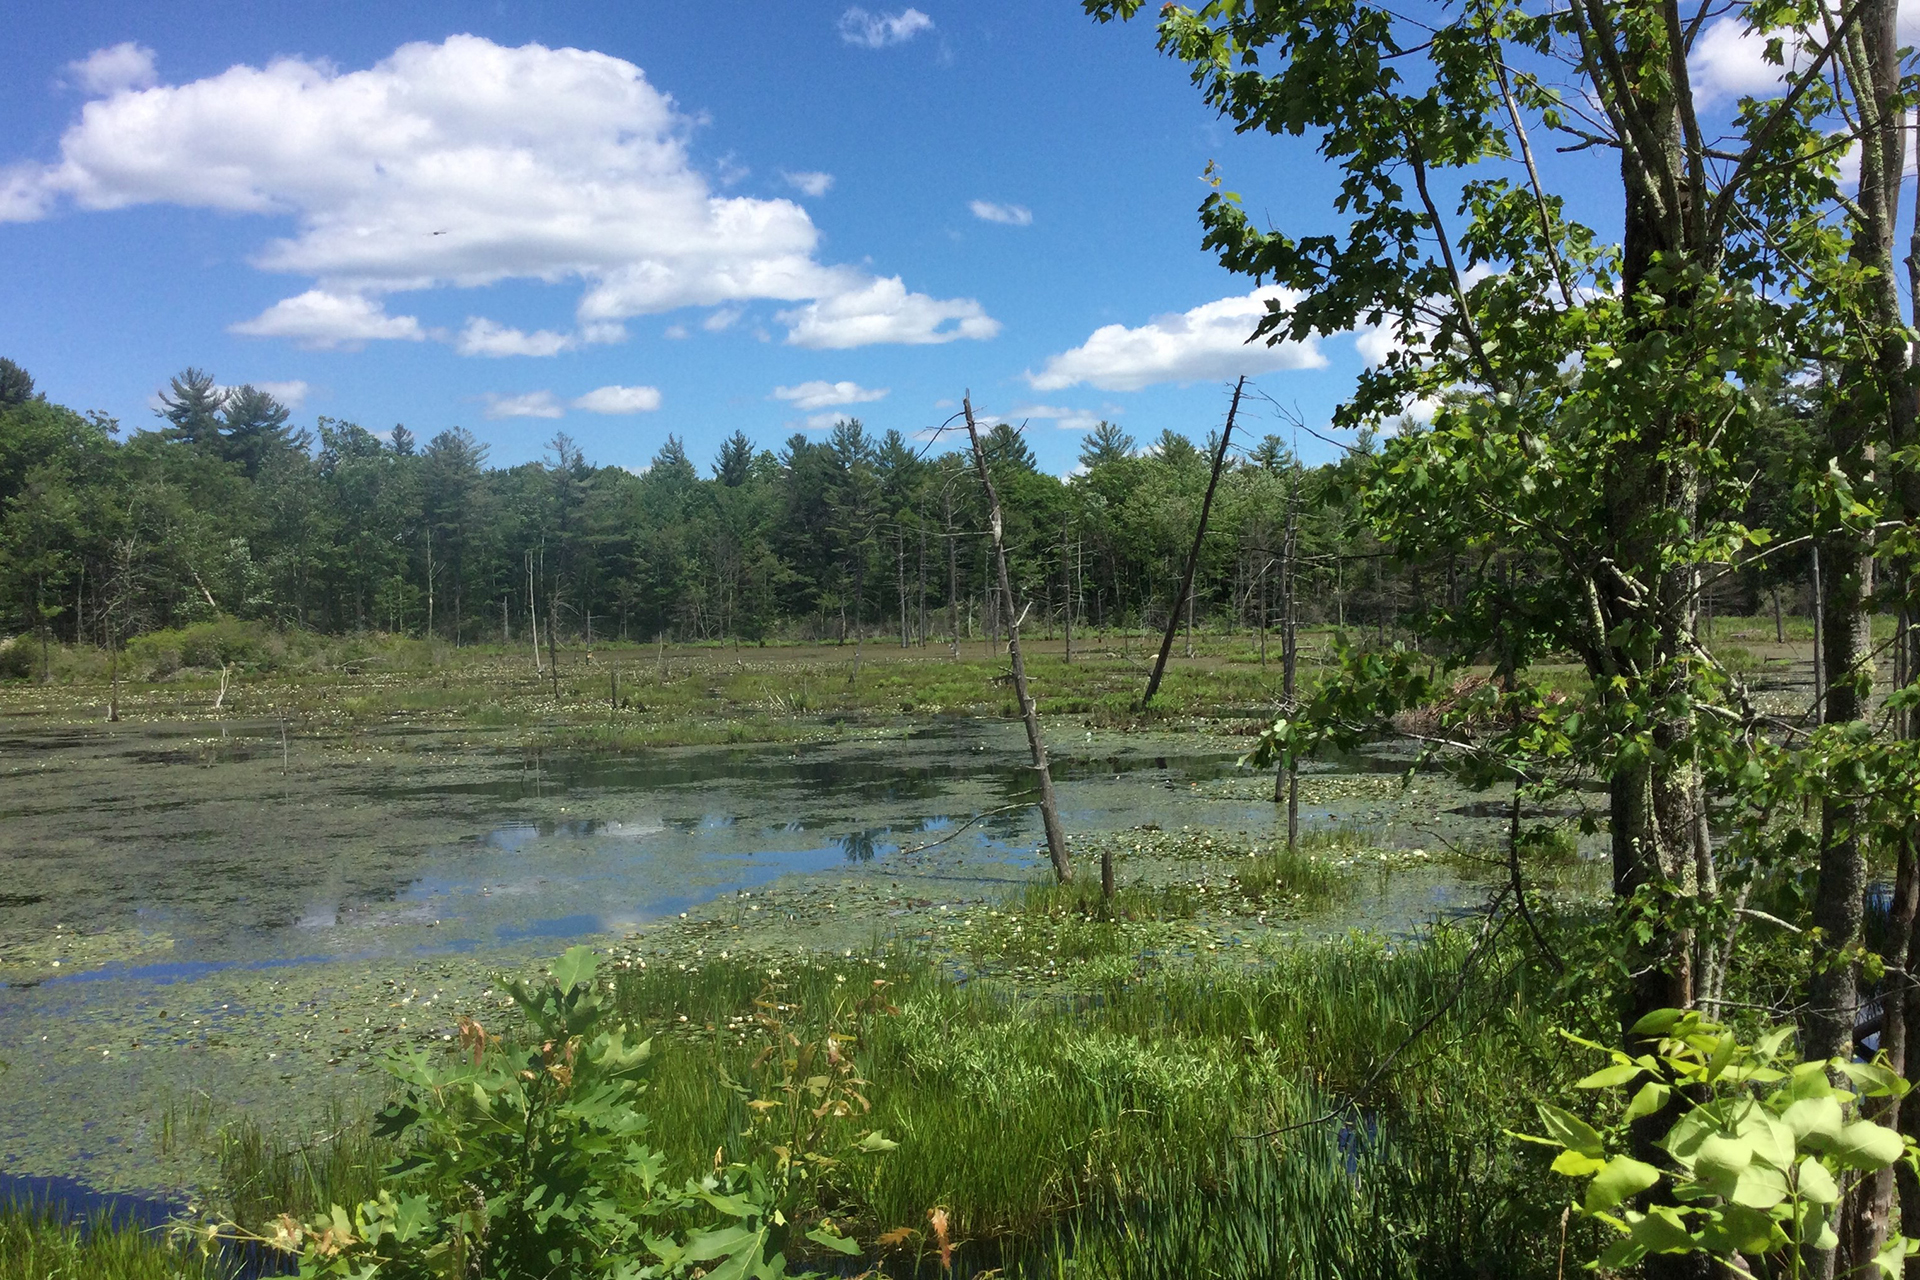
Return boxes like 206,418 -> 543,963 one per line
0,1202 -> 234,1280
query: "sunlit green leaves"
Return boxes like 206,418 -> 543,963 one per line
1529,1010 -> 1920,1272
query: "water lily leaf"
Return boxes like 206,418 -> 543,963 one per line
1831,1121 -> 1905,1171
1537,1103 -> 1604,1158
1585,1156 -> 1661,1212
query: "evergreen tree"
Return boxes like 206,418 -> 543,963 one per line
218,384 -> 293,478
156,368 -> 225,446
1078,420 -> 1135,469
0,358 -> 36,408
714,431 -> 755,486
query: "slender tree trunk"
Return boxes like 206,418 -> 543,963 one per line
528,550 -> 543,675
1062,516 -> 1074,664
948,503 -> 961,659
1278,468 -> 1300,843
1144,377 -> 1246,709
1822,4 -> 1907,1263
107,606 -> 119,723
964,394 -> 1072,887
1897,76 -> 1920,1280
1813,542 -> 1827,710
548,591 -> 560,700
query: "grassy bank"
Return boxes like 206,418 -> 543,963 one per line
10,829 -> 1602,1280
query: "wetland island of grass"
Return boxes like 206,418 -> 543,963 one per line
7,4 -> 1920,1278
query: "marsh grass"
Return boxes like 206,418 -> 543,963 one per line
0,1202 -> 234,1280
1229,844 -> 1350,907
213,1099 -> 387,1232
596,916 -> 1573,1277
91,857 -> 1578,1279
119,919 -> 1576,1279
2,632 -> 1316,749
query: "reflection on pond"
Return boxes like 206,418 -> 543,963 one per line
0,717 -> 1495,979
837,827 -> 893,863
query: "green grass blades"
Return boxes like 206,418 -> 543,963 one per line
0,1202 -> 235,1280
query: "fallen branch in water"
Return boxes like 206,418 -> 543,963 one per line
895,801 -> 1035,857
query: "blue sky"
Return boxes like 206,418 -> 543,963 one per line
0,2 -> 1800,474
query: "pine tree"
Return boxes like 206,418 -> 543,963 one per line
218,384 -> 292,477
156,367 -> 225,446
1078,420 -> 1135,469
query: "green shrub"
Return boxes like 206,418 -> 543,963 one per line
0,636 -> 34,680
268,947 -> 861,1278
127,617 -> 278,677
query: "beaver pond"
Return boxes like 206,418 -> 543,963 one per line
0,713 -> 1593,1200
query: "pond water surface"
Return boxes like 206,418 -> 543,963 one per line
0,714 -> 1517,1197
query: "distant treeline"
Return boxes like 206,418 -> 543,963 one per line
0,357 -> 1820,655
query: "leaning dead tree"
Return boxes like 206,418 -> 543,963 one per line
963,395 -> 1075,888
1142,376 -> 1246,709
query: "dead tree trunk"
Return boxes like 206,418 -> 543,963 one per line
964,395 -> 1073,888
1276,463 -> 1301,847
1062,514 -> 1074,664
1143,377 -> 1246,709
527,549 -> 543,675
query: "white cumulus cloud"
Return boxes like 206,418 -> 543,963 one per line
457,317 -> 576,357
1012,403 -> 1101,431
838,7 -> 934,48
1027,288 -> 1324,392
1688,17 -> 1808,105
253,379 -> 310,408
485,390 -> 564,419
6,36 -> 991,350
572,385 -> 662,414
779,276 -> 999,349
68,43 -> 158,95
773,380 -> 889,411
969,200 -> 1032,226
781,170 -> 834,197
228,289 -> 425,350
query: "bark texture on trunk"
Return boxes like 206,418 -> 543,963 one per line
963,396 -> 1073,886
